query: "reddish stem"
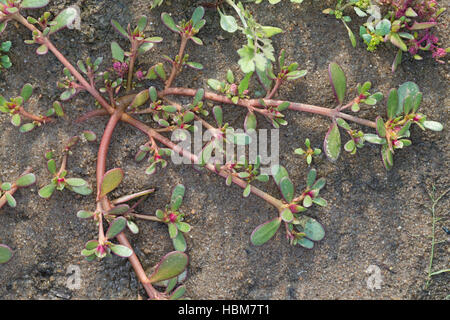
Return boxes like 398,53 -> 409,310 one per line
266,78 -> 282,99
19,107 -> 52,123
0,167 -> 33,210
165,36 -> 188,90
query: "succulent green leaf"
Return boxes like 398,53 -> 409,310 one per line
106,217 -> 127,239
297,237 -> 314,249
169,285 -> 186,300
375,19 -> 391,36
15,173 -> 36,187
161,13 -> 180,33
38,183 -> 55,199
191,6 -> 204,25
0,245 -> 12,264
244,111 -> 257,133
423,121 -> 443,132
301,217 -> 325,241
306,169 -> 317,188
53,101 -> 64,117
170,184 -> 185,211
20,83 -> 33,102
77,210 -> 95,219
21,0 -> 49,8
243,184 -> 251,198
397,82 -> 420,116
71,185 -> 92,196
110,41 -> 124,62
279,177 -> 294,203
271,165 -> 289,186
137,15 -> 148,32
65,178 -> 87,187
280,208 -> 293,223
250,217 -> 281,246
390,33 -> 407,51
5,192 -> 16,207
323,122 -> 341,161
49,7 -> 78,34
111,19 -> 128,38
381,145 -> 394,170
110,244 -> 133,257
148,251 -> 189,283
303,195 -> 312,207
336,118 -> 351,131
11,114 -> 21,127
363,133 -> 386,145
100,168 -> 124,197
213,106 -> 223,127
387,88 -> 398,119
376,117 -> 386,137
19,122 -> 35,133
328,62 -> 346,105
172,231 -> 187,252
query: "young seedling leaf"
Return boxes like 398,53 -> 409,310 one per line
106,216 -> 127,239
328,62 -> 346,105
100,168 -> 124,197
323,122 -> 341,161
148,251 -> 189,283
250,217 -> 281,246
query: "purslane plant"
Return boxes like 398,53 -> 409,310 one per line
323,0 -> 448,71
0,2 -> 445,299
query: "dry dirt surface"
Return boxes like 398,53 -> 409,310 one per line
0,0 -> 448,300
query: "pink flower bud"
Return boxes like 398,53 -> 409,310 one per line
169,213 -> 177,223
